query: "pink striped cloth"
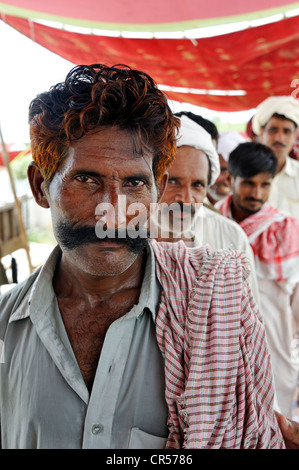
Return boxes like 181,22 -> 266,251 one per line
218,195 -> 299,282
150,239 -> 284,449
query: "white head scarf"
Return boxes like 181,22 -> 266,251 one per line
217,130 -> 247,162
176,115 -> 220,185
252,96 -> 299,135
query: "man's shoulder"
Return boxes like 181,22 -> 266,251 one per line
0,278 -> 30,307
288,156 -> 299,166
150,238 -> 212,264
153,240 -> 259,330
196,206 -> 253,258
285,156 -> 299,175
266,203 -> 299,228
150,239 -> 249,280
0,269 -> 40,329
202,205 -> 249,235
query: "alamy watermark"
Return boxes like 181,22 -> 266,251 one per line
94,196 -> 203,240
291,79 -> 299,99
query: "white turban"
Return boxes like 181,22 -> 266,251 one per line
252,96 -> 299,135
217,130 -> 246,162
176,115 -> 220,185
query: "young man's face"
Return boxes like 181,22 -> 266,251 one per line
232,172 -> 273,216
29,126 -> 167,277
259,116 -> 297,168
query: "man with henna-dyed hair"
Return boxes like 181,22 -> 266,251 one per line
0,64 -> 284,449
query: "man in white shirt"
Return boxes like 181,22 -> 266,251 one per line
252,95 -> 299,220
156,114 -> 260,305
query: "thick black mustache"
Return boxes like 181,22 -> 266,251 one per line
245,197 -> 263,203
56,221 -> 149,254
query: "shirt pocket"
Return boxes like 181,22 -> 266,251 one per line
128,427 -> 167,449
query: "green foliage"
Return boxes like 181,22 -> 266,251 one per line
10,154 -> 32,180
27,229 -> 56,245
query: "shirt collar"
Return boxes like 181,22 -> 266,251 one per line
136,241 -> 161,321
9,242 -> 160,323
9,246 -> 61,323
114,242 -> 161,322
280,156 -> 296,177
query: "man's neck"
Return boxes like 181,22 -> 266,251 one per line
53,250 -> 147,393
276,154 -> 287,174
53,250 -> 146,304
230,202 -> 252,224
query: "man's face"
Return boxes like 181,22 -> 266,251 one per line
207,154 -> 232,203
232,172 -> 273,216
160,146 -> 209,232
259,116 -> 297,168
33,126 -> 165,276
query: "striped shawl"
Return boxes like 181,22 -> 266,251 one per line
218,195 -> 299,283
150,240 -> 284,449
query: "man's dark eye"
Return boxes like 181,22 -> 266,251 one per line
75,175 -> 96,183
126,179 -> 145,187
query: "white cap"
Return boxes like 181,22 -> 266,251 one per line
252,95 -> 299,135
176,115 -> 220,185
217,130 -> 246,162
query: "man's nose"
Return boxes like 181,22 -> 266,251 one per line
95,192 -> 127,230
251,186 -> 262,200
175,186 -> 194,204
275,129 -> 285,142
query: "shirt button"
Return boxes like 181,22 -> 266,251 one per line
92,424 -> 104,435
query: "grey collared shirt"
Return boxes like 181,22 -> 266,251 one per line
0,244 -> 168,449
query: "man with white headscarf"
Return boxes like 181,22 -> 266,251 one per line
157,114 -> 260,305
252,95 -> 299,220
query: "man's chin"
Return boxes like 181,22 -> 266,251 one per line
60,242 -> 141,277
166,214 -> 196,238
272,146 -> 288,159
240,203 -> 263,215
208,187 -> 231,202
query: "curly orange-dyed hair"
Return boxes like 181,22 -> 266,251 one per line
29,64 -> 180,185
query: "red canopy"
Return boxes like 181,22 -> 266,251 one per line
1,0 -> 299,31
1,1 -> 299,111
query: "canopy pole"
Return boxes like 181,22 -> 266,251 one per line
0,125 -> 33,273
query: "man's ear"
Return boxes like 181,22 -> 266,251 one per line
157,172 -> 168,203
27,162 -> 50,208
